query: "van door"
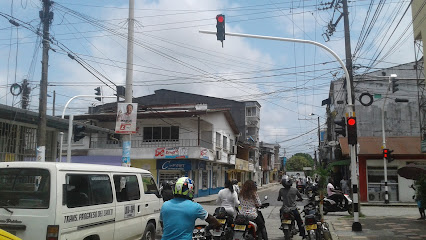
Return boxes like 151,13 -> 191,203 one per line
140,174 -> 161,224
59,173 -> 115,240
112,174 -> 144,240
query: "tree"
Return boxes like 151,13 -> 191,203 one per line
286,154 -> 314,171
293,153 -> 314,166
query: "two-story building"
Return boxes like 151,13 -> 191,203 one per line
69,104 -> 239,197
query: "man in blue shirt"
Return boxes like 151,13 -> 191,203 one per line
160,177 -> 220,240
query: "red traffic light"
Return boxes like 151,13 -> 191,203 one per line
217,15 -> 224,23
347,117 -> 356,126
383,149 -> 389,158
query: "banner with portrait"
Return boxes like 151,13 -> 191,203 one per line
115,103 -> 138,134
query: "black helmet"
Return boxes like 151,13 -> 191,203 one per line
282,178 -> 293,188
232,179 -> 238,185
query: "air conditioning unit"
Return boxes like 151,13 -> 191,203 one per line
216,150 -> 221,160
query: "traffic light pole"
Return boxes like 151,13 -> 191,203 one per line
59,95 -> 116,163
200,30 -> 362,231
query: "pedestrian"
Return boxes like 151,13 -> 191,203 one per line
410,183 -> 425,220
216,179 -> 240,217
340,177 -> 349,195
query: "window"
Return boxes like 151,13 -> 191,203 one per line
113,175 -> 140,202
66,174 -> 113,208
212,170 -> 218,188
223,136 -> 228,150
201,171 -> 208,189
141,175 -> 160,197
230,139 -> 234,153
0,168 -> 50,209
216,132 -> 221,148
143,126 -> 179,142
246,107 -> 257,117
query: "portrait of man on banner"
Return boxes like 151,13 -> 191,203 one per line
115,103 -> 138,134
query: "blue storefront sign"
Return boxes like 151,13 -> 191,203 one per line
157,159 -> 192,171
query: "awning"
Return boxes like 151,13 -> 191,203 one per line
328,159 -> 350,167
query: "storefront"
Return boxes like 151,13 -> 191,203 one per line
156,159 -> 192,185
228,158 -> 249,186
132,159 -> 158,183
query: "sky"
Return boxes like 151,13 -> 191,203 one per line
0,0 -> 416,158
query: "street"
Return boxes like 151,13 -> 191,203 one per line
158,184 -> 426,240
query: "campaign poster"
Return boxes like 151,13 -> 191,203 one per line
115,103 -> 138,134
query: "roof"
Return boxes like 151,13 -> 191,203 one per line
0,103 -> 114,134
0,161 -> 151,174
339,136 -> 426,158
74,108 -> 240,134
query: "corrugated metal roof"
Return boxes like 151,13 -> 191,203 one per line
339,136 -> 426,157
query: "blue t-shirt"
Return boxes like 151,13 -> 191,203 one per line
160,198 -> 208,240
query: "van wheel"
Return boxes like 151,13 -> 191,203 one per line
142,222 -> 156,240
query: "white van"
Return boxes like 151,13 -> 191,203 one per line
0,162 -> 162,240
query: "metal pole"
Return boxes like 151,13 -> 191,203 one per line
67,114 -> 73,163
52,90 -> 56,116
122,0 -> 135,167
317,116 -> 321,165
59,95 -> 116,162
199,29 -> 360,230
36,0 -> 52,162
381,75 -> 393,204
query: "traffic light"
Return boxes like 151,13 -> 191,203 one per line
347,117 -> 357,145
216,14 -> 225,44
94,87 -> 101,101
384,149 -> 395,162
73,125 -> 86,142
334,117 -> 346,137
390,74 -> 399,93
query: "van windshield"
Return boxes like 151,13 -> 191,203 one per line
0,168 -> 50,209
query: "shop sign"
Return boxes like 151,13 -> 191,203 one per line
154,147 -> 188,159
200,148 -> 209,160
157,159 -> 191,171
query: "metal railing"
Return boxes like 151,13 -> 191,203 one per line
90,138 -> 213,149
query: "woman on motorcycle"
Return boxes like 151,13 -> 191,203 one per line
216,179 -> 240,217
239,180 -> 268,240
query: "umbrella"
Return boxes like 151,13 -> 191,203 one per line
397,164 -> 426,180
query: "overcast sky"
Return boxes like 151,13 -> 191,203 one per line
0,0 -> 416,157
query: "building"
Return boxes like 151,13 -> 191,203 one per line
91,89 -> 262,185
323,61 -> 426,202
259,142 -> 280,184
70,104 -> 239,197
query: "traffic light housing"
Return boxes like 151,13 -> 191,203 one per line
334,117 -> 346,137
390,74 -> 399,93
216,14 -> 225,44
347,117 -> 357,145
73,125 -> 86,142
383,149 -> 395,162
94,87 -> 101,101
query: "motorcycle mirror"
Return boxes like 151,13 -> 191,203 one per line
264,196 -> 268,200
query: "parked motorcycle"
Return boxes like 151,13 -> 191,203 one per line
211,207 -> 234,239
280,207 -> 298,240
302,202 -> 321,240
232,196 -> 269,240
323,193 -> 353,215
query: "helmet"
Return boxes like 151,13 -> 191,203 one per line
282,178 -> 293,188
173,177 -> 194,200
232,179 -> 238,185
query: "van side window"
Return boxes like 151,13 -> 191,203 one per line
113,175 -> 140,202
66,174 -> 113,208
141,175 -> 160,197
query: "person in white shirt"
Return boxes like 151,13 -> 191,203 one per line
327,178 -> 344,207
232,179 -> 240,196
216,180 -> 240,217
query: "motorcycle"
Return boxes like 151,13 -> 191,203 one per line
323,193 -> 353,215
211,207 -> 234,239
280,207 -> 298,240
232,196 -> 269,240
193,225 -> 210,240
302,202 -> 321,240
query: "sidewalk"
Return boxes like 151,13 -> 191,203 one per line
360,202 -> 417,207
194,182 -> 279,204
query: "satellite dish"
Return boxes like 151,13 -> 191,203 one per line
328,141 -> 339,146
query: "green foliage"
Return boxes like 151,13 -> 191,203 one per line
414,174 -> 426,207
314,165 -> 331,195
293,153 -> 314,165
286,155 -> 314,171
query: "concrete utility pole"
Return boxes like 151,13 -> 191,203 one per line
36,0 -> 52,162
122,0 -> 135,167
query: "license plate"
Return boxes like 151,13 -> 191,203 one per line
281,220 -> 291,224
234,225 -> 246,231
212,229 -> 222,236
217,219 -> 226,224
306,224 -> 317,231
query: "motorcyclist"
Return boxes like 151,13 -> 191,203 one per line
327,178 -> 345,208
216,179 -> 240,217
232,179 -> 240,196
160,180 -> 174,202
160,177 -> 220,240
277,177 -> 306,239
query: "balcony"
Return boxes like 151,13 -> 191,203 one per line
90,138 -> 213,150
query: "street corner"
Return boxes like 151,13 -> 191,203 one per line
329,216 -> 426,240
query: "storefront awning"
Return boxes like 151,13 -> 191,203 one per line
329,159 -> 350,167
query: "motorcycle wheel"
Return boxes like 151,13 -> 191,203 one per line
283,229 -> 291,240
347,206 -> 353,215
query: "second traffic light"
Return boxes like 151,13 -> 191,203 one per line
383,148 -> 395,162
94,87 -> 101,101
334,117 -> 346,137
347,117 -> 357,145
216,14 -> 225,44
73,125 -> 86,142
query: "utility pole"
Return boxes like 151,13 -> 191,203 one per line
342,0 -> 355,104
122,0 -> 135,167
36,0 -> 52,162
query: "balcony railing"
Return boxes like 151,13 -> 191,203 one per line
90,139 -> 213,149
